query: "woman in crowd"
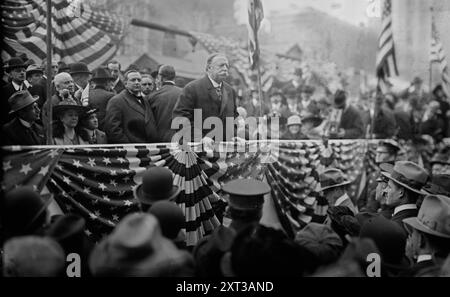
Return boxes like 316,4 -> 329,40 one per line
79,108 -> 107,144
52,98 -> 89,145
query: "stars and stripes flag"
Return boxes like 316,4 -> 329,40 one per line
1,0 -> 127,69
3,140 -> 399,244
247,0 -> 264,70
430,14 -> 450,96
375,0 -> 399,94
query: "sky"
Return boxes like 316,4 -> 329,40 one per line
234,0 -> 376,30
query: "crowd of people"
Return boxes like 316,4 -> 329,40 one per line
1,52 -> 450,277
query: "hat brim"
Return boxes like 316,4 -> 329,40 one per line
381,172 -> 428,195
70,71 -> 92,75
26,69 -> 44,76
9,95 -> 40,114
403,217 -> 450,239
4,64 -> 26,71
318,180 -> 352,192
53,105 -> 87,116
134,184 -> 181,205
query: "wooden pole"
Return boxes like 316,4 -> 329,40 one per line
252,9 -> 263,118
45,0 -> 53,144
429,6 -> 434,92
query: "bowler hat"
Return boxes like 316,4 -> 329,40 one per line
25,64 -> 44,77
148,201 -> 185,240
4,57 -> 26,72
287,115 -> 302,126
53,98 -> 87,117
221,179 -> 271,210
3,236 -> 66,277
134,167 -> 180,205
3,187 -> 50,239
381,161 -> 429,195
91,67 -> 114,81
423,174 -> 450,196
88,213 -> 194,276
403,194 -> 450,238
318,168 -> 351,191
69,62 -> 91,75
8,90 -> 39,114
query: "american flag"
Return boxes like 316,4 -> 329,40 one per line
1,0 -> 127,69
375,0 -> 399,94
430,14 -> 450,96
247,0 -> 264,70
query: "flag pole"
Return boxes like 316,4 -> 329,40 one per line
45,0 -> 53,144
253,8 -> 263,118
429,5 -> 434,92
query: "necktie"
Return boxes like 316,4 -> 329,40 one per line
215,86 -> 222,102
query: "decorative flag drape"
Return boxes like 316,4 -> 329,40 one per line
375,0 -> 399,94
430,13 -> 450,96
1,0 -> 127,69
3,140 -> 440,246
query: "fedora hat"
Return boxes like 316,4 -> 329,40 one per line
381,161 -> 429,195
88,213 -> 194,276
53,98 -> 87,117
4,57 -> 26,72
134,167 -> 180,205
221,179 -> 271,211
318,168 -> 351,191
403,195 -> 450,238
80,107 -> 98,119
423,174 -> 450,196
287,115 -> 302,126
91,67 -> 114,81
25,64 -> 44,77
69,62 -> 91,75
8,90 -> 39,115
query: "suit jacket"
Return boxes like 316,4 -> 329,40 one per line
105,89 -> 158,144
28,84 -> 47,108
172,75 -> 238,142
338,105 -> 365,139
391,208 -> 418,236
371,107 -> 397,139
148,82 -> 182,143
88,87 -> 115,131
113,79 -> 125,94
1,82 -> 30,125
2,117 -> 45,146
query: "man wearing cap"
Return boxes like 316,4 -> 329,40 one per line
402,195 -> 450,276
70,62 -> 92,106
283,87 -> 301,117
172,53 -> 239,145
383,161 -> 429,234
88,67 -> 115,131
148,65 -> 183,143
2,90 -> 45,145
319,168 -> 358,214
193,179 -> 271,277
328,90 -> 364,139
243,89 -> 269,118
105,70 -> 158,144
2,57 -> 31,125
107,60 -> 125,94
25,64 -> 47,108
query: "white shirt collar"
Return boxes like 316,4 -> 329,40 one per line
113,77 -> 120,87
19,118 -> 32,128
393,204 -> 417,216
207,75 -> 222,88
12,80 -> 29,91
335,193 -> 350,207
417,254 -> 432,263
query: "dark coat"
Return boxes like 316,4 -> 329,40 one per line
2,117 -> 45,146
394,110 -> 415,140
338,105 -> 365,139
88,86 -> 115,131
113,79 -> 125,94
105,89 -> 158,144
399,259 -> 439,277
172,76 -> 238,142
1,82 -> 30,125
371,107 -> 397,139
28,84 -> 47,109
391,207 -> 418,236
148,82 -> 182,143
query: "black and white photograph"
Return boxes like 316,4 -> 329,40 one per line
1,0 -> 450,284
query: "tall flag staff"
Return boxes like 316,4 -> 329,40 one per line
247,0 -> 264,117
430,7 -> 450,96
45,0 -> 53,144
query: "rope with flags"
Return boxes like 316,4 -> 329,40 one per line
375,0 -> 399,94
430,12 -> 450,96
1,0 -> 128,69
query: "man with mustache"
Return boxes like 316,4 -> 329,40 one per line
172,53 -> 238,147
